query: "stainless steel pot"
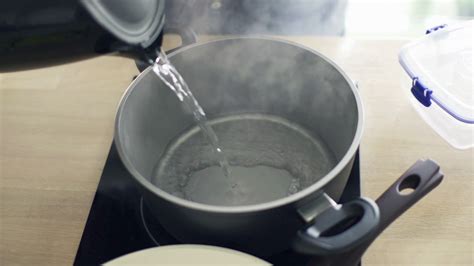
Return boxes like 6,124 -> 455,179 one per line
114,38 -> 442,261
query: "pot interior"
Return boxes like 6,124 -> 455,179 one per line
116,38 -> 360,206
152,113 -> 336,206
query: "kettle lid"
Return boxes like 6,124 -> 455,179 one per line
80,0 -> 165,48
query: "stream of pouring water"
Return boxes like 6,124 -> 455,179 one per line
152,51 -> 232,180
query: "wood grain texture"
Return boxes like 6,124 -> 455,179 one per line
1,36 -> 472,265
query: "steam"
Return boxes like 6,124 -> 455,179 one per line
164,0 -> 348,36
147,2 -> 357,188
164,36 -> 358,165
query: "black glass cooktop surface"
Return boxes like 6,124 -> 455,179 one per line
73,142 -> 361,265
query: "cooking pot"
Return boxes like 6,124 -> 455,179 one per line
114,38 -> 443,262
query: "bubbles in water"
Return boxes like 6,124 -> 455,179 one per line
183,164 -> 296,206
152,114 -> 337,206
288,178 -> 301,195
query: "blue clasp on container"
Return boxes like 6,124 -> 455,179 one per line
403,23 -> 474,124
411,77 -> 474,124
425,24 -> 447,34
411,77 -> 432,107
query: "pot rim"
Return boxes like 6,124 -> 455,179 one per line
114,36 -> 364,213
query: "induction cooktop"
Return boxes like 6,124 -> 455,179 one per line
73,142 -> 361,266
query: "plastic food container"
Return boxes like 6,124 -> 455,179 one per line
399,20 -> 473,149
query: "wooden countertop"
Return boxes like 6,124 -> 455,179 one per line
1,36 -> 473,265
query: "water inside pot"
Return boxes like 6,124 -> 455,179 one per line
151,48 -> 339,207
152,114 -> 336,206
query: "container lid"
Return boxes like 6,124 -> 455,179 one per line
80,0 -> 165,48
104,245 -> 270,265
399,20 -> 474,124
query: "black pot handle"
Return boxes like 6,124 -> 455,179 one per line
375,159 -> 443,230
293,196 -> 380,255
296,159 -> 443,266
336,159 -> 444,266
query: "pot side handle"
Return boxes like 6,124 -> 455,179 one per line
295,159 -> 443,266
343,159 -> 444,265
292,195 -> 380,256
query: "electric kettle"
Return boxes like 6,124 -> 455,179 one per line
0,0 -> 193,72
